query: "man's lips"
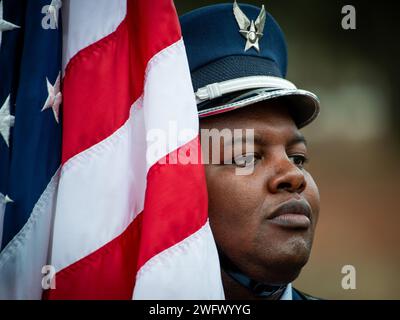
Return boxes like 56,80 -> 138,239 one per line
267,200 -> 312,229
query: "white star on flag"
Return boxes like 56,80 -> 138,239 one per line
47,0 -> 62,29
41,72 -> 62,123
0,0 -> 20,47
0,95 -> 15,147
3,195 -> 13,204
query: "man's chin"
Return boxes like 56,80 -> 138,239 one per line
254,262 -> 304,286
252,248 -> 312,285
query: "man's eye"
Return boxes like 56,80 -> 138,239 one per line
233,153 -> 260,167
289,155 -> 308,168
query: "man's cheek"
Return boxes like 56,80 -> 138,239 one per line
304,174 -> 320,215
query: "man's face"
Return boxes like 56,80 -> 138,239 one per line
200,101 -> 320,285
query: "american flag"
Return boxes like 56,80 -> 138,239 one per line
0,0 -> 224,299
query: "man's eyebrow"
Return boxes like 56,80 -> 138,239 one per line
225,134 -> 267,147
223,132 -> 307,146
287,132 -> 308,147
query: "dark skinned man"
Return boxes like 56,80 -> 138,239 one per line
180,1 -> 321,300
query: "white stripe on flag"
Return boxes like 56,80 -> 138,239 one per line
0,170 -> 60,299
133,221 -> 225,299
62,0 -> 127,72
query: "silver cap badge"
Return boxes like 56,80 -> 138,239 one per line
233,0 -> 266,52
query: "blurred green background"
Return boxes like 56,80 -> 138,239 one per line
175,0 -> 400,299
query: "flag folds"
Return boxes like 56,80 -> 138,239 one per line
0,0 -> 224,300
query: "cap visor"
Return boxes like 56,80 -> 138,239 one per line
198,88 -> 320,129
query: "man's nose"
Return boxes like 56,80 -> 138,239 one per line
267,157 -> 307,194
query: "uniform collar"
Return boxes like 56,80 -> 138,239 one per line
279,283 -> 293,300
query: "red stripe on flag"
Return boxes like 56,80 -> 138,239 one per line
45,138 -> 208,299
62,0 -> 182,163
44,215 -> 143,300
136,138 -> 208,270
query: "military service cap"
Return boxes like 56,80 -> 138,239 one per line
180,1 -> 320,128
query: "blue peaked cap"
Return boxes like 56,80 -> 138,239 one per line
180,2 -> 320,128
181,3 -> 287,89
